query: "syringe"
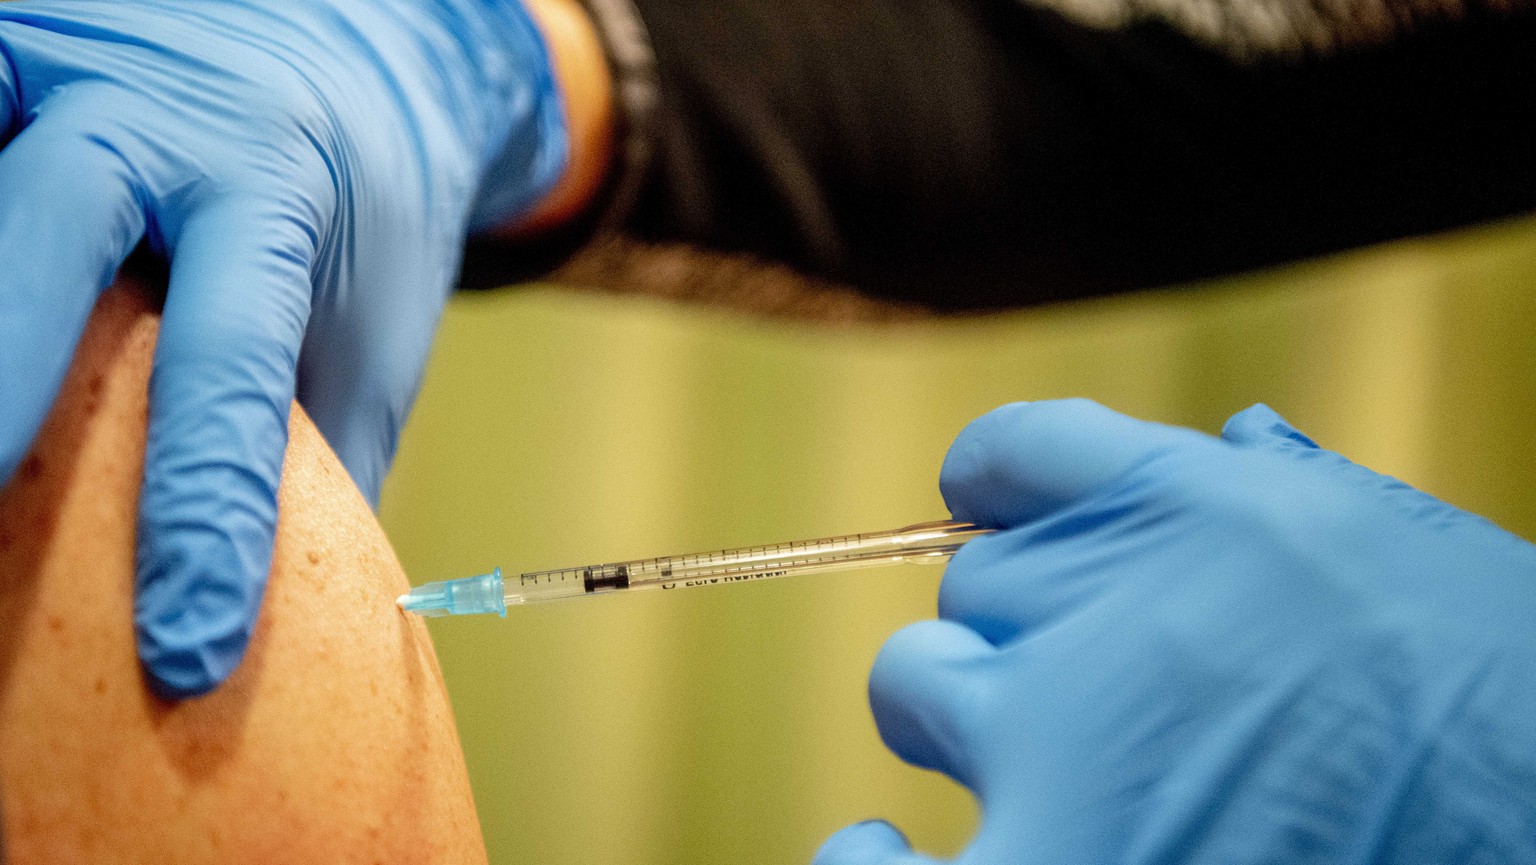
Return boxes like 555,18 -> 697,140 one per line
396,520 -> 994,617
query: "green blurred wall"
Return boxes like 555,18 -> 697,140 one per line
379,214 -> 1536,865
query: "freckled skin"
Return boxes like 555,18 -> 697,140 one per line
0,281 -> 488,864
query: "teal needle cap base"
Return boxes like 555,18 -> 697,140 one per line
397,568 -> 507,617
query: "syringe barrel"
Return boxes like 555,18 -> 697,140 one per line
504,566 -> 617,604
509,520 -> 991,602
400,520 -> 996,615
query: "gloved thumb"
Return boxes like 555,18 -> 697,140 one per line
295,241 -> 456,508
813,821 -> 941,865
297,311 -> 428,507
940,399 -> 1210,529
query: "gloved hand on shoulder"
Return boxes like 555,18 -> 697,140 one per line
0,0 -> 567,697
818,399 -> 1536,864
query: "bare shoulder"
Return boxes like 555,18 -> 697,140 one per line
0,280 -> 487,864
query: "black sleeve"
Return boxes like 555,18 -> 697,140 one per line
463,0 -> 1536,311
615,0 -> 1536,310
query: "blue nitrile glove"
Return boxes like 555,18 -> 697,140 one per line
816,400 -> 1536,864
0,0 -> 566,697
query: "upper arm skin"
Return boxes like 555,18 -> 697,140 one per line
0,280 -> 488,864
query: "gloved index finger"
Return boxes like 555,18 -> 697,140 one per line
136,195 -> 315,699
940,399 -> 1211,529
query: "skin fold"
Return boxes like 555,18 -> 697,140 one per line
0,279 -> 487,864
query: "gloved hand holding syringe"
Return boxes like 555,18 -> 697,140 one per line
398,521 -> 993,617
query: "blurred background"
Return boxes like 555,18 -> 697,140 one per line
378,212 -> 1536,865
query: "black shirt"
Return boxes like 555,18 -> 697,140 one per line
465,0 -> 1536,310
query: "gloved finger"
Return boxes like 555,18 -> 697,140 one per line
812,821 -> 942,865
136,196 -> 315,699
295,243 -> 456,506
940,399 -> 1211,529
0,99 -> 146,484
869,619 -> 998,789
935,529 -> 1081,645
1220,403 -> 1320,451
1220,402 -> 1466,526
